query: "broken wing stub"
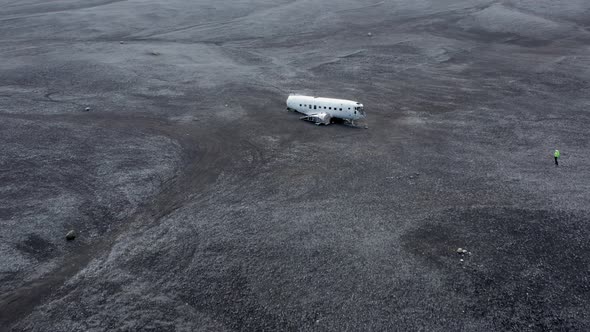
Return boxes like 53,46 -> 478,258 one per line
300,113 -> 332,125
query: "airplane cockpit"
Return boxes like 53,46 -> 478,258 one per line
354,104 -> 365,117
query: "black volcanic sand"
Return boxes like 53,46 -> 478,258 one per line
1,0 -> 590,330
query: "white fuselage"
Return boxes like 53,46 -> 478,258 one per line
286,95 -> 366,121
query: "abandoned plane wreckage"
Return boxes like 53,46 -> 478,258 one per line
286,94 -> 366,127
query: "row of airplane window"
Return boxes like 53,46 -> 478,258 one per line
300,104 -> 348,111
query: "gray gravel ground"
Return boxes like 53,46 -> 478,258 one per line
1,0 -> 590,331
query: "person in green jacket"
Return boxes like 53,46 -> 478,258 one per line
554,149 -> 560,166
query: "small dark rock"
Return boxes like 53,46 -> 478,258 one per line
66,230 -> 76,241
84,107 -> 91,112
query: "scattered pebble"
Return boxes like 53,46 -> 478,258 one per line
367,32 -> 373,37
84,107 -> 91,112
119,41 -> 125,44
66,230 -> 76,241
456,248 -> 468,254
460,259 -> 464,262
